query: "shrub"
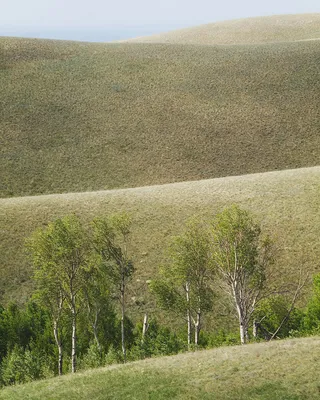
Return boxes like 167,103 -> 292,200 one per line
78,343 -> 104,370
1,345 -> 53,386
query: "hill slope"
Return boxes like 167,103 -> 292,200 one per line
1,166 -> 320,306
1,25 -> 320,197
1,337 -> 320,399
127,13 -> 320,45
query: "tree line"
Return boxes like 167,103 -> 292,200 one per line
0,204 -> 319,386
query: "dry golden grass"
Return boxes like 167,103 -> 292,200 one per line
127,13 -> 320,45
1,336 -> 320,399
1,167 -> 320,317
1,19 -> 320,197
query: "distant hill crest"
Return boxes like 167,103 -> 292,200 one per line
124,13 -> 320,45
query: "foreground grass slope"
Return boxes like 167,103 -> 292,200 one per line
128,13 -> 320,45
1,19 -> 320,197
1,166 -> 320,306
2,337 -> 320,399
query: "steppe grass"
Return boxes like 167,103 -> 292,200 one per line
1,337 -> 320,399
1,167 -> 320,316
128,13 -> 320,45
1,30 -> 319,197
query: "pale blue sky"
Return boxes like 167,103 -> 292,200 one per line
1,0 -> 320,42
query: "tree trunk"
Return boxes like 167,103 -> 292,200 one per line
121,276 -> 126,363
253,319 -> 258,339
53,320 -> 63,376
141,313 -> 148,344
244,326 -> 249,343
71,298 -> 77,373
194,306 -> 201,347
92,310 -> 101,353
232,283 -> 247,345
185,282 -> 192,349
239,320 -> 249,345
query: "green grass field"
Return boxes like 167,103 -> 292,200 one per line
1,336 -> 320,399
1,15 -> 320,197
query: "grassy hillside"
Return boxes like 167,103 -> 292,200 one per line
1,29 -> 319,197
1,336 -> 320,399
1,167 -> 320,309
127,14 -> 320,45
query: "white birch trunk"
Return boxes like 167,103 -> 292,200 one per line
253,319 -> 258,339
121,276 -> 126,363
194,309 -> 201,347
141,313 -> 148,344
185,282 -> 192,349
71,296 -> 77,373
53,320 -> 63,376
239,322 -> 246,345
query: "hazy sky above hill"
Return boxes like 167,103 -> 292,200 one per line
1,0 -> 320,41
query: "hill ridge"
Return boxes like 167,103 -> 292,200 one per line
126,13 -> 320,45
1,165 -> 320,205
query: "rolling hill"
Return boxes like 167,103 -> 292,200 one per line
1,337 -> 320,399
1,13 -> 320,198
126,13 -> 320,45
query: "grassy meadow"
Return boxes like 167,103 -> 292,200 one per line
127,13 -> 320,45
1,336 -> 320,399
0,29 -> 319,197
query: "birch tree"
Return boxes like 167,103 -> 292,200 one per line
151,219 -> 215,348
211,205 -> 273,344
29,230 -> 66,375
92,213 -> 134,363
28,215 -> 89,373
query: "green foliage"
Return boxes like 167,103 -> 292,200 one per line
254,296 -> 304,339
0,301 -> 52,361
1,346 -> 53,386
200,330 -> 240,348
129,320 -> 185,360
92,213 -> 135,286
104,345 -> 123,365
304,273 -> 320,332
149,279 -> 182,312
78,343 -> 105,371
169,219 -> 215,310
211,205 -> 269,287
27,214 -> 90,317
151,218 -> 215,344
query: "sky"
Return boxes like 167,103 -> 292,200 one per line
1,0 -> 320,42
